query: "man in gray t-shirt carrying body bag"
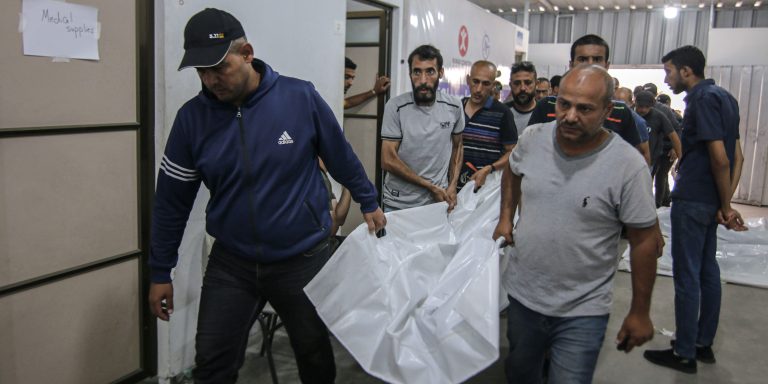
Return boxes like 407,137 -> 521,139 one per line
380,45 -> 464,212
493,65 -> 661,384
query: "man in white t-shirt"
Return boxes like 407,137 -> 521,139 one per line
493,64 -> 660,384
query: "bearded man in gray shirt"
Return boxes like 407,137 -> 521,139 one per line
493,65 -> 661,384
380,45 -> 464,211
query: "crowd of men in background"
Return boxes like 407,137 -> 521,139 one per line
149,9 -> 746,382
367,34 -> 745,382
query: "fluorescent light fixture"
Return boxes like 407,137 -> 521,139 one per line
599,5 -> 605,10
699,3 -> 706,7
735,1 -> 743,6
554,6 -> 560,11
569,5 -> 575,10
486,9 -> 491,13
512,7 -> 518,12
647,4 -> 653,8
539,6 -> 546,11
664,6 -> 679,18
756,1 -> 763,7
682,4 -> 688,8
630,4 -> 637,9
584,6 -> 590,10
717,2 -> 723,7
615,5 -> 621,9
498,8 -> 504,12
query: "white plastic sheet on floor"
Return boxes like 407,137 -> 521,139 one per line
305,173 -> 506,384
619,207 -> 768,288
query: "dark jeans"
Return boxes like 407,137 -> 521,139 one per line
505,297 -> 609,384
670,199 -> 721,359
652,154 -> 673,207
193,239 -> 335,384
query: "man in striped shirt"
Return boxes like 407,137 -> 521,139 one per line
459,60 -> 517,191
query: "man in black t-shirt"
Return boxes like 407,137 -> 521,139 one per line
527,34 -> 648,161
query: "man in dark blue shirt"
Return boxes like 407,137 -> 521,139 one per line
644,45 -> 746,375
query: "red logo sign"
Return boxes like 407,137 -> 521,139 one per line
458,25 -> 469,57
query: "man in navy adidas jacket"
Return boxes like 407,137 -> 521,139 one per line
148,9 -> 386,384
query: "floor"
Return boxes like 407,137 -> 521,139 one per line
142,203 -> 768,383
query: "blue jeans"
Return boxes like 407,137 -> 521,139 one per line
505,296 -> 609,384
671,199 -> 720,359
193,239 -> 335,384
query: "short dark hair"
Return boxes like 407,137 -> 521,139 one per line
511,61 -> 537,78
550,75 -> 561,87
571,34 -> 610,63
657,94 -> 671,105
537,77 -> 550,83
408,45 -> 443,71
662,45 -> 706,78
345,57 -> 357,70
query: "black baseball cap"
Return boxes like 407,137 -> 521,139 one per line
642,82 -> 658,96
178,8 -> 245,71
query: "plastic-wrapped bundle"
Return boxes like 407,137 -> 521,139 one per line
620,208 -> 768,288
305,173 -> 505,384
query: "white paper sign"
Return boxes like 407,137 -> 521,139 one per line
22,0 -> 100,60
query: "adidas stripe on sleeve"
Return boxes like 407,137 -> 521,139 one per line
159,155 -> 200,182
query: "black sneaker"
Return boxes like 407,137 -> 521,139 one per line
644,348 -> 697,374
670,340 -> 716,364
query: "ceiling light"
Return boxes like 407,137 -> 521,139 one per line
699,3 -> 706,7
584,6 -> 590,10
539,6 -> 546,11
647,4 -> 653,9
485,9 -> 491,13
511,7 -> 518,12
598,5 -> 604,10
498,8 -> 504,12
568,5 -> 575,11
554,5 -> 560,11
681,4 -> 688,8
735,1 -> 743,6
756,1 -> 763,7
615,5 -> 621,9
664,6 -> 679,18
717,2 -> 723,7
630,4 -> 637,9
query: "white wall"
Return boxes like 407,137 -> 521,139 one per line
399,0 -> 526,97
527,43 -> 570,66
708,28 -> 768,66
154,1 -> 348,381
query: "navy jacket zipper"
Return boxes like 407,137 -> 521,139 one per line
237,108 -> 261,248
